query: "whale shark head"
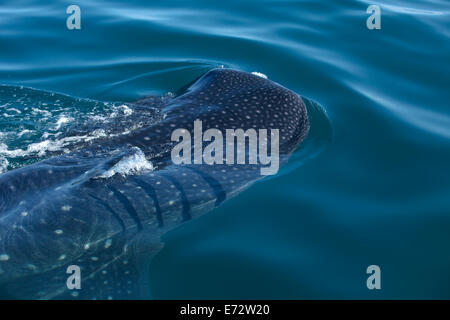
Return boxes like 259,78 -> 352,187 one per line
0,68 -> 309,299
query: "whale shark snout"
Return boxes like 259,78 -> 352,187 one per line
0,68 -> 309,299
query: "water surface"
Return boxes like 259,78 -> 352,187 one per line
1,0 -> 449,298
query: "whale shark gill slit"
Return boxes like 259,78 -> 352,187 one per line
87,193 -> 127,233
161,173 -> 192,222
185,166 -> 227,207
130,177 -> 164,228
107,185 -> 143,231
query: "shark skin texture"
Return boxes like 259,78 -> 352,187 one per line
0,69 -> 309,299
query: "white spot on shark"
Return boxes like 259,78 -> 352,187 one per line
104,239 -> 112,249
61,205 -> 72,212
0,254 -> 9,261
27,264 -> 37,270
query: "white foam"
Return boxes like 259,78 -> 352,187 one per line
17,129 -> 32,138
97,147 -> 153,179
31,107 -> 51,117
55,115 -> 73,130
0,143 -> 24,158
0,129 -> 108,159
110,104 -> 133,118
6,108 -> 21,114
122,105 -> 133,116
251,71 -> 268,79
90,115 -> 108,122
0,156 -> 8,174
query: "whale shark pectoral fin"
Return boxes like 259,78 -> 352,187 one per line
1,236 -> 164,300
71,235 -> 165,300
74,239 -> 164,300
131,234 -> 166,299
73,243 -> 160,300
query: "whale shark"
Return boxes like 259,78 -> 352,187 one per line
0,68 -> 309,299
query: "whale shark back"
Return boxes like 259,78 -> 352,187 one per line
0,69 -> 309,299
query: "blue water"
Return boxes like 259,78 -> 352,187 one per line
1,0 -> 449,299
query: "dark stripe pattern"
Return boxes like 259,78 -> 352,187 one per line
87,193 -> 126,232
107,185 -> 143,231
161,173 -> 191,221
131,177 -> 164,227
186,167 -> 227,207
